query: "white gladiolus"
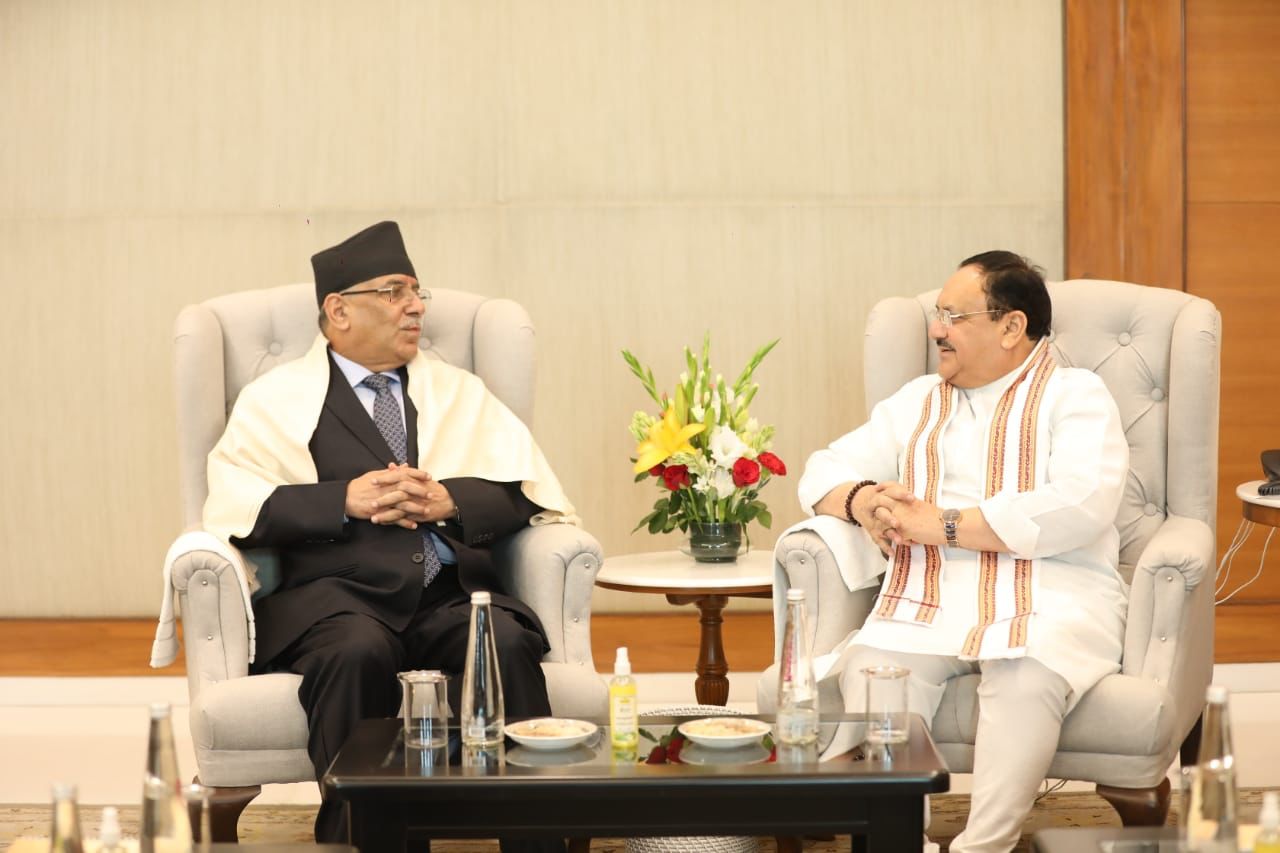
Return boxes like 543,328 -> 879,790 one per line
708,425 -> 749,468
708,467 -> 735,496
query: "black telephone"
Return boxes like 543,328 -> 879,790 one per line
1262,449 -> 1280,496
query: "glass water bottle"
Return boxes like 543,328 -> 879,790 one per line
140,702 -> 192,852
776,588 -> 819,745
1187,684 -> 1238,852
49,782 -> 84,853
461,591 -> 505,746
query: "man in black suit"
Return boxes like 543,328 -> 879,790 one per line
209,221 -> 571,845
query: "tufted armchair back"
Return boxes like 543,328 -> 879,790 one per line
173,283 -> 536,529
862,279 -> 1221,578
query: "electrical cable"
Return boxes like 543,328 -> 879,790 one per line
1216,525 -> 1275,605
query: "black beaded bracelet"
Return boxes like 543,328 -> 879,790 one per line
844,479 -> 877,526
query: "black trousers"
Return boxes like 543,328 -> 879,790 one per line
264,570 -> 559,851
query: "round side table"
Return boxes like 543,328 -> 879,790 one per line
1239,480 -> 1280,528
1219,481 -> 1280,604
595,549 -> 773,706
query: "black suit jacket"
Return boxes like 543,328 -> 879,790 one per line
240,353 -> 547,667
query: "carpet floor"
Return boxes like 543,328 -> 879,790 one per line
2,790 -> 1267,852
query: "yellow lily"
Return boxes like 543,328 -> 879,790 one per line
633,406 -> 706,473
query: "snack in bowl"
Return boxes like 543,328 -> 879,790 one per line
505,718 -> 598,751
677,717 -> 772,749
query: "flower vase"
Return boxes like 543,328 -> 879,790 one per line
687,522 -> 744,563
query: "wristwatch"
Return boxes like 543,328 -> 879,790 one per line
940,508 -> 961,548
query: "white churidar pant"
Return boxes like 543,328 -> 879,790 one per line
834,644 -> 1070,853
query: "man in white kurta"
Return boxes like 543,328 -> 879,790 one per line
800,252 -> 1128,853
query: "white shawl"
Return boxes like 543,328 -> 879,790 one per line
152,334 -> 576,667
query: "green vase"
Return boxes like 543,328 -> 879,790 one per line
687,522 -> 744,563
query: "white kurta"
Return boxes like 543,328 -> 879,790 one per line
798,352 -> 1129,707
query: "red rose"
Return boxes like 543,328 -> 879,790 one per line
732,457 -> 761,487
757,452 -> 787,476
662,464 -> 691,491
649,464 -> 666,477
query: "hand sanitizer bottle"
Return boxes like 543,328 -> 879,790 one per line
609,646 -> 639,754
1255,791 -> 1280,853
98,806 -> 126,852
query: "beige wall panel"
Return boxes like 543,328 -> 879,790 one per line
0,1 -> 1063,616
0,0 -> 502,214
500,0 -> 1063,202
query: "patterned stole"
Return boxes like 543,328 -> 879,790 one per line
871,340 -> 1056,658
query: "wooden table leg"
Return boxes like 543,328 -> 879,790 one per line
668,593 -> 729,705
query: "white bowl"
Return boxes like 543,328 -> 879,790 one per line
505,718 -> 599,751
677,717 -> 772,749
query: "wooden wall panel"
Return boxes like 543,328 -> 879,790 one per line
1187,203 -> 1280,604
1186,0 -> 1280,606
1187,0 -> 1280,202
1065,0 -> 1185,289
1065,0 -> 1125,279
1122,0 -> 1186,290
1068,0 -> 1280,658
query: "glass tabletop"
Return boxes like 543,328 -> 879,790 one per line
378,714 -> 928,778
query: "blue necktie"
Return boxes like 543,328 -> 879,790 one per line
360,374 -> 442,587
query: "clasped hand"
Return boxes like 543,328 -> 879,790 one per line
854,482 -> 940,556
345,463 -> 457,529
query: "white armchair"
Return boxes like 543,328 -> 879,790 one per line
758,279 -> 1220,825
156,283 -> 607,840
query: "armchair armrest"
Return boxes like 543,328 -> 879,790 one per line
492,523 -> 603,669
773,529 -> 880,661
1121,515 -> 1215,709
168,544 -> 254,697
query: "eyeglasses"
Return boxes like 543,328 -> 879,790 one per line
341,282 -> 430,305
932,307 -> 1000,328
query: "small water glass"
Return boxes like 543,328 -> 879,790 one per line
399,670 -> 450,748
863,665 -> 910,745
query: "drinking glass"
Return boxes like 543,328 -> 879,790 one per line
399,670 -> 450,748
863,665 -> 910,745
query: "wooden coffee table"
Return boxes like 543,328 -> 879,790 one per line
324,714 -> 949,852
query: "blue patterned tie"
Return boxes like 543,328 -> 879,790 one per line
361,374 -> 442,587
